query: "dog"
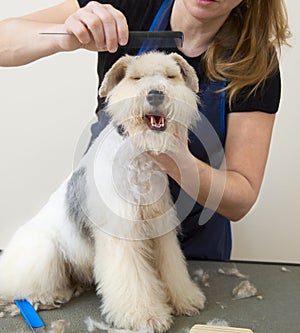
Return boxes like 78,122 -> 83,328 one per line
0,52 -> 206,332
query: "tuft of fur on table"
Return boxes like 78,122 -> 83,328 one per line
232,280 -> 258,300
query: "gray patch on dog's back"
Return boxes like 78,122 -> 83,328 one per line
66,167 -> 93,238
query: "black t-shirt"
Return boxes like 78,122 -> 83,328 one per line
77,0 -> 281,114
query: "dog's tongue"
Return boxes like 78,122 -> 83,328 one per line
146,115 -> 167,131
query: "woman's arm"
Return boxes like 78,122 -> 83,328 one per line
0,0 -> 128,67
220,111 -> 275,220
151,111 -> 275,222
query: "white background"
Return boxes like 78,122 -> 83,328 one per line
0,0 -> 299,263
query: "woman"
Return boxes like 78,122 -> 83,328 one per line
0,0 -> 291,259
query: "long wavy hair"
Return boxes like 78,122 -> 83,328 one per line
204,0 -> 291,106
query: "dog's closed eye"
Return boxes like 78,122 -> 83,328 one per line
165,70 -> 179,79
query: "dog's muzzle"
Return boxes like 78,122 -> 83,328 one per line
145,90 -> 167,131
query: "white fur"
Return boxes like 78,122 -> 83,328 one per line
0,52 -> 205,332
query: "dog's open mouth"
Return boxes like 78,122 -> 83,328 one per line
145,114 -> 167,131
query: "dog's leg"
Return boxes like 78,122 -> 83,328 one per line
0,180 -> 94,307
155,230 -> 206,316
93,229 -> 173,333
0,221 -> 74,306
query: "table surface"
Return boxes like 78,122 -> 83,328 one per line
1,260 -> 299,333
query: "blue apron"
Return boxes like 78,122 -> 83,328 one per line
90,0 -> 232,260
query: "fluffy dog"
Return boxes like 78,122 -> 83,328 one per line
0,52 -> 205,332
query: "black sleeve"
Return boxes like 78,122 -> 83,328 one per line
77,0 -> 88,6
77,0 -> 163,31
229,69 -> 281,114
77,0 -> 129,12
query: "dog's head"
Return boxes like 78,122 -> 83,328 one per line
99,52 -> 200,153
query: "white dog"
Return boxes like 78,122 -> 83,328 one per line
0,52 -> 206,332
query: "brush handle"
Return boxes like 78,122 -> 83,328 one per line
190,324 -> 254,333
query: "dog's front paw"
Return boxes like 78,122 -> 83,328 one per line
143,315 -> 173,333
128,309 -> 173,333
104,303 -> 173,333
172,286 -> 206,316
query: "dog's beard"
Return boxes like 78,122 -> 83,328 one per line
127,122 -> 186,155
105,95 -> 199,154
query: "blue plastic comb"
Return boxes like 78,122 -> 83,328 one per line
14,299 -> 46,333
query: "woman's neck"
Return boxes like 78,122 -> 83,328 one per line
170,0 -> 227,58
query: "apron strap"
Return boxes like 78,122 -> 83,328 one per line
138,0 -> 174,54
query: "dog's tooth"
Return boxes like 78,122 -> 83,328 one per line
151,116 -> 155,126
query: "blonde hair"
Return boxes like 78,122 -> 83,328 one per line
204,0 -> 291,106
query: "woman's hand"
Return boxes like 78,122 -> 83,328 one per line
147,138 -> 191,175
62,2 -> 129,52
0,0 -> 129,66
147,134 -> 204,201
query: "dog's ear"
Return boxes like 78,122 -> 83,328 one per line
169,53 -> 199,92
99,55 -> 132,97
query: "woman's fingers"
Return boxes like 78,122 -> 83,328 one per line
63,2 -> 128,52
103,4 -> 129,46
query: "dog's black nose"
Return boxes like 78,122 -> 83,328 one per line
147,90 -> 164,107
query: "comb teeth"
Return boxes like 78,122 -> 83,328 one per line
39,31 -> 184,49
